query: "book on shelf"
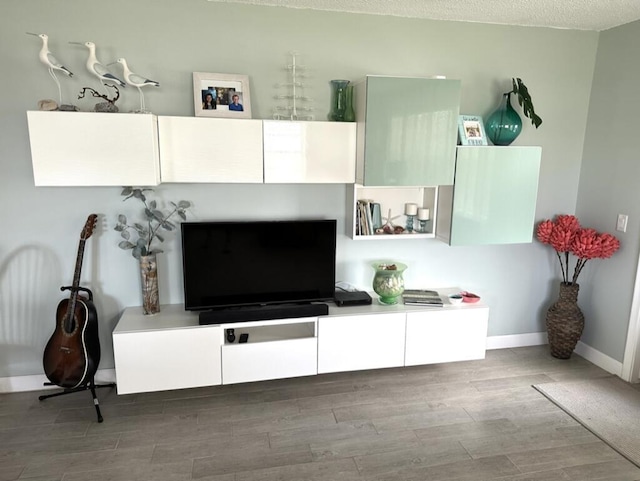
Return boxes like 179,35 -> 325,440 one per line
356,199 -> 375,236
402,289 -> 443,307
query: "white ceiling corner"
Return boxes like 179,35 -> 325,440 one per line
207,0 -> 640,31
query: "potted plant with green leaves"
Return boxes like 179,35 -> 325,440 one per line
114,187 -> 191,315
486,78 -> 542,146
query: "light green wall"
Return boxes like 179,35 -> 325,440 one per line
577,20 -> 640,362
0,0 -> 599,377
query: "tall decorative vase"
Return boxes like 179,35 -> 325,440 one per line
546,282 -> 584,359
486,93 -> 522,146
329,79 -> 350,121
371,261 -> 407,305
139,254 -> 160,315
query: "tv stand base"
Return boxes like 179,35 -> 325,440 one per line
198,302 -> 329,325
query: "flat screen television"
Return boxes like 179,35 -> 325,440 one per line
181,219 -> 337,311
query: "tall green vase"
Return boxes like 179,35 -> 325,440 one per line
486,93 -> 522,146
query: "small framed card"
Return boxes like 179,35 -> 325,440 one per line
458,115 -> 488,146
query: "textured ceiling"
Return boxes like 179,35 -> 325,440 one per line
207,0 -> 640,31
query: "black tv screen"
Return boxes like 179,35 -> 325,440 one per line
181,220 -> 337,311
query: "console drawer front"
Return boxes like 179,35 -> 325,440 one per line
221,337 -> 317,384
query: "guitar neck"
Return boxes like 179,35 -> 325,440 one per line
64,238 -> 86,331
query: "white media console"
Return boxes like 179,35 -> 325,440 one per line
112,288 -> 489,395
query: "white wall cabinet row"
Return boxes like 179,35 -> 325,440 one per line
26,111 -> 356,186
112,299 -> 489,395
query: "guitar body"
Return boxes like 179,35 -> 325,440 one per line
42,214 -> 101,389
43,296 -> 101,388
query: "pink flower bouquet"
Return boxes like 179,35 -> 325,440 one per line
536,214 -> 620,285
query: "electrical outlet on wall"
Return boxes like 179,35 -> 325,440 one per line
617,214 -> 628,233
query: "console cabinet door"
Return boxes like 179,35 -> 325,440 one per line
113,325 -> 222,394
318,313 -> 406,373
158,116 -> 263,183
263,120 -> 356,183
405,307 -> 489,366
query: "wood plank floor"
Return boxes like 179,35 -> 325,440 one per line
2,346 -> 640,481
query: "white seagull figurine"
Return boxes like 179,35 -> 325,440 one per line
70,41 -> 125,93
111,58 -> 159,112
27,32 -> 73,105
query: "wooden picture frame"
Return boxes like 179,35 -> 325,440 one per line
193,72 -> 252,119
458,115 -> 488,146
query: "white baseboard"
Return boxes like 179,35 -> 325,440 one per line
486,332 -> 547,350
575,341 -> 623,377
0,369 -> 116,393
486,332 -> 624,377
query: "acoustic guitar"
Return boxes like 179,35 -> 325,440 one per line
43,214 -> 101,389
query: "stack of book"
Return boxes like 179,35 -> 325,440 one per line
356,199 -> 373,235
402,289 -> 443,307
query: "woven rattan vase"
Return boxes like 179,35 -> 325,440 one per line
546,282 -> 584,359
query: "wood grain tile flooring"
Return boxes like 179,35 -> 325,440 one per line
2,346 -> 640,480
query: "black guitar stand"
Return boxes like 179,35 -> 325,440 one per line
39,377 -> 116,423
38,285 -> 116,423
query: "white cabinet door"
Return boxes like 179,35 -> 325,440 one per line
405,307 -> 489,366
113,325 -> 221,394
221,337 -> 317,384
318,313 -> 406,373
263,120 -> 356,183
27,111 -> 160,186
158,116 -> 263,183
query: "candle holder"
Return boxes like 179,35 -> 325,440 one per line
417,208 -> 430,234
418,219 -> 429,233
405,215 -> 416,233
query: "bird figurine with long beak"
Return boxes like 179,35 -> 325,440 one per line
110,58 -> 159,113
27,32 -> 74,107
70,41 -> 125,94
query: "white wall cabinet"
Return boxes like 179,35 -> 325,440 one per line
317,312 -> 406,373
27,111 -> 160,186
263,120 -> 356,183
347,184 -> 438,240
158,116 -> 264,183
112,292 -> 488,395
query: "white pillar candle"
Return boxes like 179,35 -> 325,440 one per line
417,208 -> 430,220
404,203 -> 418,215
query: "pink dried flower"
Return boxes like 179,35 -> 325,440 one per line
536,215 -> 620,284
536,220 -> 553,244
598,233 -> 620,259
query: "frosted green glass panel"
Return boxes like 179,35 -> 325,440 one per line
362,76 -> 460,186
450,146 -> 541,246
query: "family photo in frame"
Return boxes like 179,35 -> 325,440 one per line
458,115 -> 488,146
193,72 -> 252,119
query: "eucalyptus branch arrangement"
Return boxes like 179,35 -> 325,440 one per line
508,78 -> 542,128
114,187 -> 191,259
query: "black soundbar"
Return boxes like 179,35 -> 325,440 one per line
198,302 -> 329,325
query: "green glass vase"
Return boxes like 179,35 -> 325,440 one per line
344,85 -> 356,122
371,261 -> 407,305
486,93 -> 522,146
329,80 -> 350,121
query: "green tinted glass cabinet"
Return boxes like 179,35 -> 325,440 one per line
354,75 -> 461,187
436,146 -> 542,246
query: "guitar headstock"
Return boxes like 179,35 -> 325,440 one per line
81,214 -> 98,240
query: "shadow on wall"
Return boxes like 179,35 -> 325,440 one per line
0,245 -> 61,377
